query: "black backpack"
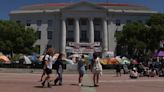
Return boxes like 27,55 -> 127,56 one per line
42,55 -> 46,67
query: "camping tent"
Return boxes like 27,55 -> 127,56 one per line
19,55 -> 32,64
154,51 -> 164,57
24,56 -> 32,64
0,55 -> 10,64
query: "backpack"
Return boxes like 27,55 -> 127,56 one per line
42,55 -> 46,67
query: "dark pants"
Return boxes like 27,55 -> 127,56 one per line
54,70 -> 63,85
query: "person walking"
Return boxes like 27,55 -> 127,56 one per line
77,55 -> 86,86
90,53 -> 102,87
115,63 -> 122,77
54,53 -> 64,86
40,55 -> 46,82
41,48 -> 54,88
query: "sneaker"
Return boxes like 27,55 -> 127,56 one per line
59,83 -> 62,86
41,82 -> 45,87
47,82 -> 51,88
94,84 -> 99,87
54,80 -> 57,86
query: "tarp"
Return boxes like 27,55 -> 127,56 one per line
24,56 -> 32,64
100,58 -> 119,65
0,55 -> 10,64
68,54 -> 80,58
63,58 -> 74,64
154,51 -> 164,57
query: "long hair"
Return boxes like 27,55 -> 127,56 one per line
93,52 -> 98,60
46,48 -> 54,56
57,53 -> 63,60
92,52 -> 99,65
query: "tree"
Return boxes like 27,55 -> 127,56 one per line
0,20 -> 37,55
115,14 -> 164,59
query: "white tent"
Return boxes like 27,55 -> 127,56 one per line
23,56 -> 32,64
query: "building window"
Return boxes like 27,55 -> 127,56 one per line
47,31 -> 52,39
37,20 -> 42,26
48,20 -> 53,27
116,19 -> 121,26
67,19 -> 74,25
94,30 -> 101,41
35,45 -> 40,54
36,31 -> 41,39
94,19 -> 101,25
26,20 -> 31,26
66,30 -> 74,41
126,20 -> 131,24
80,30 -> 88,42
80,19 -> 87,25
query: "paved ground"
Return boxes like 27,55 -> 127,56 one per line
0,71 -> 164,92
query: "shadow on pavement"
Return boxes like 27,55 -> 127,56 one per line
34,86 -> 44,88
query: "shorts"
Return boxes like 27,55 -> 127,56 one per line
78,69 -> 85,76
45,68 -> 52,75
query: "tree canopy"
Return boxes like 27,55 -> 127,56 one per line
115,14 -> 164,59
0,20 -> 37,55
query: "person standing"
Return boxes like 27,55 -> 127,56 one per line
90,53 -> 102,87
41,48 -> 54,88
115,63 -> 122,77
77,55 -> 86,86
54,53 -> 64,86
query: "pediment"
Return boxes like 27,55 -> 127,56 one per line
62,1 -> 107,11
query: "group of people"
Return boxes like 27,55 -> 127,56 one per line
40,48 -> 64,88
115,61 -> 164,79
40,48 -> 103,88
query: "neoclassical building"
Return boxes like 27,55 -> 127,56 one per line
10,1 -> 157,55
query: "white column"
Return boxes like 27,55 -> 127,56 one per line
61,18 -> 66,54
89,18 -> 94,43
75,18 -> 80,43
103,18 -> 108,51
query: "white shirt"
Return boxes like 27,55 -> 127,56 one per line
45,54 -> 53,69
130,70 -> 138,77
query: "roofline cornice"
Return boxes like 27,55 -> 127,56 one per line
107,9 -> 158,14
10,9 -> 60,14
10,9 -> 157,15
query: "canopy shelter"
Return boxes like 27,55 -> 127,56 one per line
19,55 -> 32,64
154,51 -> 164,57
0,55 -> 10,64
68,54 -> 80,58
100,58 -> 119,65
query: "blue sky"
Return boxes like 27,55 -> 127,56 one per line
0,0 -> 164,20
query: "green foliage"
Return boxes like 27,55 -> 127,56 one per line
147,14 -> 164,26
0,20 -> 37,55
115,14 -> 164,58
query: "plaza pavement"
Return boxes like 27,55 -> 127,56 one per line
0,70 -> 164,92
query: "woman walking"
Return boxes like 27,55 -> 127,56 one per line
54,53 -> 64,86
77,55 -> 86,86
41,48 -> 54,88
90,53 -> 102,87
